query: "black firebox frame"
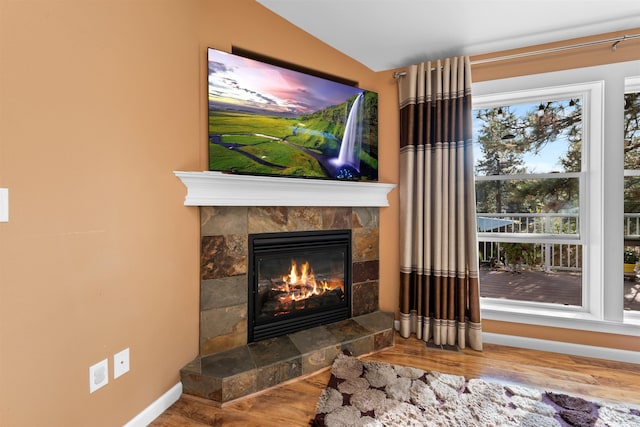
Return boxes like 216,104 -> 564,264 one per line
247,229 -> 352,343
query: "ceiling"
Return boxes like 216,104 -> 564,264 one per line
256,0 -> 640,72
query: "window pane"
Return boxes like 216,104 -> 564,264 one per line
474,98 -> 582,175
624,91 -> 640,312
474,97 -> 584,308
479,240 -> 582,306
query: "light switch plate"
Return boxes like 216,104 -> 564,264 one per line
113,348 -> 130,379
0,188 -> 7,222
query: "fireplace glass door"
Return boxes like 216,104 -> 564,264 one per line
248,229 -> 351,342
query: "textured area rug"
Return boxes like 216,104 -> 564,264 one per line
311,353 -> 640,427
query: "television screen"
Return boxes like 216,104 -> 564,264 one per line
207,48 -> 378,181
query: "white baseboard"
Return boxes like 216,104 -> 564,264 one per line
483,332 -> 640,364
123,382 -> 182,427
394,319 -> 638,364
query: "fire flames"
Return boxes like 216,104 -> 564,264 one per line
277,259 -> 337,303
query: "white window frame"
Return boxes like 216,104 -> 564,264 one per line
472,60 -> 640,337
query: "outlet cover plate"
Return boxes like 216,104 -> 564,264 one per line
113,348 -> 130,379
89,359 -> 109,393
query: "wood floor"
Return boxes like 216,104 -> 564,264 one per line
150,334 -> 640,426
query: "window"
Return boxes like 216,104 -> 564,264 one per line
472,60 -> 640,336
624,76 -> 640,314
474,95 -> 584,308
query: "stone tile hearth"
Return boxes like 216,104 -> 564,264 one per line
181,311 -> 394,403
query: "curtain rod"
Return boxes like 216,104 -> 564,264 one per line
393,33 -> 640,79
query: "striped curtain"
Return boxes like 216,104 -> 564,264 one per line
397,57 -> 482,351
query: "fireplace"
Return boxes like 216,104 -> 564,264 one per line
174,175 -> 396,402
178,204 -> 394,404
248,229 -> 352,342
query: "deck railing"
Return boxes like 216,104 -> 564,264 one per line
477,212 -> 640,272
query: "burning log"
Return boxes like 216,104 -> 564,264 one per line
259,287 -> 344,318
256,259 -> 345,318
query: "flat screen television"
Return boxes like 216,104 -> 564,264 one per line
207,47 -> 378,181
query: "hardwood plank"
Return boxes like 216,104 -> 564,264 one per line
150,334 -> 640,426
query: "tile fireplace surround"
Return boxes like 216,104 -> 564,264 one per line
175,172 -> 396,403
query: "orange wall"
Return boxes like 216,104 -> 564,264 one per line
0,2 -> 201,426
471,28 -> 640,81
374,73 -> 400,316
0,0 -> 636,425
0,1 -> 395,426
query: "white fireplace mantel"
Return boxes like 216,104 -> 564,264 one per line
174,171 -> 396,207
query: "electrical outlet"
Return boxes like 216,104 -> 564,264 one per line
113,348 -> 130,379
89,359 -> 109,393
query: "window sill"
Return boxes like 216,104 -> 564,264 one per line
624,311 -> 640,326
481,299 -> 640,337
